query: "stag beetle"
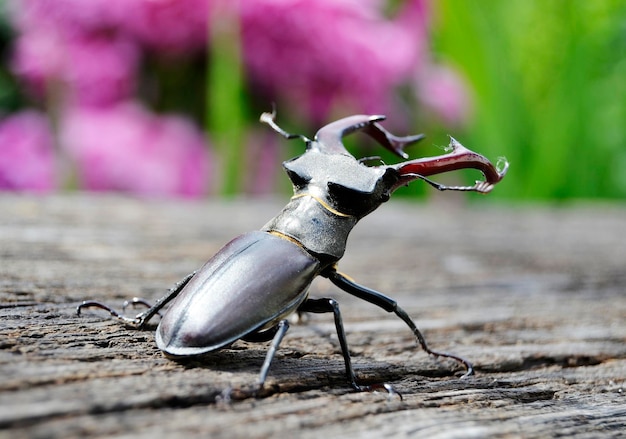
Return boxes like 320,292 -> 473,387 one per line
78,110 -> 508,395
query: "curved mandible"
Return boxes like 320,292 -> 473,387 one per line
388,137 -> 509,194
314,115 -> 425,158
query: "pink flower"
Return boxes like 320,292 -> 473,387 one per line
0,111 -> 57,192
60,103 -> 211,198
121,0 -> 210,55
11,25 -> 139,106
8,0 -> 212,108
16,32 -> 139,106
7,0 -> 209,54
240,0 -> 428,121
7,0 -> 128,34
61,35 -> 139,107
415,65 -> 472,126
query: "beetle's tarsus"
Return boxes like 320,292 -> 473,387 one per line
219,382 -> 276,401
355,382 -> 403,400
428,351 -> 475,378
76,300 -> 146,328
217,386 -> 233,404
76,271 -> 197,329
122,297 -> 162,317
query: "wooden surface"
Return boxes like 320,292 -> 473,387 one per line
1,193 -> 624,438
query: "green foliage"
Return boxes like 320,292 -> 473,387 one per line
433,0 -> 626,199
207,8 -> 248,196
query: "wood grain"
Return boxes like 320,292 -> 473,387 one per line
1,194 -> 624,438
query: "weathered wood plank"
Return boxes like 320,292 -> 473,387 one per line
1,194 -> 624,438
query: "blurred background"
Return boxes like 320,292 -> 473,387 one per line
0,0 -> 625,201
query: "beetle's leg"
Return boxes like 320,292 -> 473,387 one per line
122,297 -> 154,312
298,298 -> 401,397
324,269 -> 474,378
298,298 -> 359,390
120,297 -> 164,320
221,321 -> 290,400
76,271 -> 196,329
219,322 -> 290,401
257,319 -> 290,388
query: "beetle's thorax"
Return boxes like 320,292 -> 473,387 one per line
262,147 -> 400,262
262,193 -> 358,263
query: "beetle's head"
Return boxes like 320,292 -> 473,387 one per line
282,149 -> 400,217
262,111 -> 508,217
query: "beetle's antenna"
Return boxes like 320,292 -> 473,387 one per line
260,108 -> 312,144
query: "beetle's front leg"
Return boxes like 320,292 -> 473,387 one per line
76,271 -> 196,329
298,298 -> 400,397
324,269 -> 474,378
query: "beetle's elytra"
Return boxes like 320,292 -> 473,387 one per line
78,111 -> 508,395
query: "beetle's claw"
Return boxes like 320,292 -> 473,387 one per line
217,385 -> 233,404
355,382 -> 403,400
459,365 -> 475,379
220,382 -> 277,401
428,351 -> 475,378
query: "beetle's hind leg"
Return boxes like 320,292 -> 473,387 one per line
324,269 -> 474,378
298,298 -> 401,397
76,271 -> 196,329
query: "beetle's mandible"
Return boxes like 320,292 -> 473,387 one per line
78,110 -> 508,396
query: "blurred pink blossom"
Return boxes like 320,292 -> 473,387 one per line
0,111 -> 57,192
9,0 -> 469,124
8,0 -> 209,55
60,103 -> 211,198
9,0 -> 140,106
3,0 -> 473,199
240,0 -> 428,121
122,0 -> 210,55
415,65 -> 472,126
12,31 -> 140,106
8,0 -> 209,106
6,0 -> 128,34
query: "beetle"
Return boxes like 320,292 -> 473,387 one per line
78,110 -> 508,395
